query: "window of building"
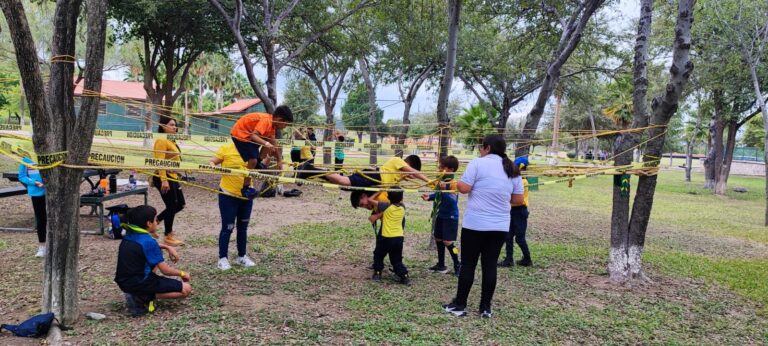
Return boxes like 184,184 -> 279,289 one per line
210,118 -> 219,129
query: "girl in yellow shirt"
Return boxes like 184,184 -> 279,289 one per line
209,144 -> 256,271
152,117 -> 185,246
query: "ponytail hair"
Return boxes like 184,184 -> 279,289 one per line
481,134 -> 520,179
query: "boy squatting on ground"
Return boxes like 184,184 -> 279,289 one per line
230,105 -> 293,198
422,155 -> 461,277
302,154 -> 430,205
115,205 -> 192,316
364,188 -> 411,285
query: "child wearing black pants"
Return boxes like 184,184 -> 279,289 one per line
367,188 -> 410,285
422,155 -> 461,276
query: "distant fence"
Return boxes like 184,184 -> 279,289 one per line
733,147 -> 765,163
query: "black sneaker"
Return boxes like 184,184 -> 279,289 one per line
442,301 -> 467,317
372,271 -> 382,281
516,258 -> 533,267
124,293 -> 147,317
497,260 -> 512,267
428,264 -> 449,273
454,264 -> 461,278
399,273 -> 411,286
480,308 -> 493,319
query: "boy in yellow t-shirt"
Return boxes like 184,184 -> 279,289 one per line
302,155 -> 430,206
367,188 -> 410,285
209,144 -> 256,271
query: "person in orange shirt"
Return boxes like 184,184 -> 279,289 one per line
230,105 -> 293,198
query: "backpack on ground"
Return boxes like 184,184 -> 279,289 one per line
1,312 -> 56,338
106,204 -> 131,239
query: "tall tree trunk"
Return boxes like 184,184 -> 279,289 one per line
609,0 -> 653,281
358,57 -> 377,165
685,141 -> 694,182
515,0 -> 605,158
714,121 -> 737,195
610,0 -> 694,282
497,101 -> 512,135
589,111 -> 598,155
197,74 -> 204,113
265,43 -> 278,105
684,110 -> 702,182
183,90 -> 190,135
323,103 -> 334,164
1,0 -> 107,325
397,99 -> 413,158
436,0 -> 461,158
552,92 -> 562,152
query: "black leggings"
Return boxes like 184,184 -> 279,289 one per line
454,228 -> 506,310
152,177 -> 186,236
31,195 -> 46,243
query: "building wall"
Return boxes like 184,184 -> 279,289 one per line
188,103 -> 265,136
189,115 -> 237,136
75,97 -> 157,132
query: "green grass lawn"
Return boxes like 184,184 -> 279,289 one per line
69,168 -> 768,344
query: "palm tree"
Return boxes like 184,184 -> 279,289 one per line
600,74 -> 634,128
455,104 -> 495,150
206,54 -> 235,110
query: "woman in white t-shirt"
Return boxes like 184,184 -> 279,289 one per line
442,134 -> 524,318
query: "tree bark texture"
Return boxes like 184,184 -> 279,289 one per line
714,121 -> 737,195
609,0 -> 695,282
1,0 -> 107,325
703,94 -> 725,189
515,0 -> 605,158
608,0 -> 652,281
436,0 -> 461,158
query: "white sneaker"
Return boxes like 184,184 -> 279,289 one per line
34,246 -> 46,258
236,255 -> 255,267
217,257 -> 231,271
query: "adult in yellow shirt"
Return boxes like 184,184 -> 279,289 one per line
152,117 -> 185,246
209,144 -> 256,271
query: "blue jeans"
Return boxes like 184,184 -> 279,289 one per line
218,192 -> 253,258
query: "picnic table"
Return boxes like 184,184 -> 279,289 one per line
0,172 -> 27,197
80,187 -> 148,234
2,169 -> 148,234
